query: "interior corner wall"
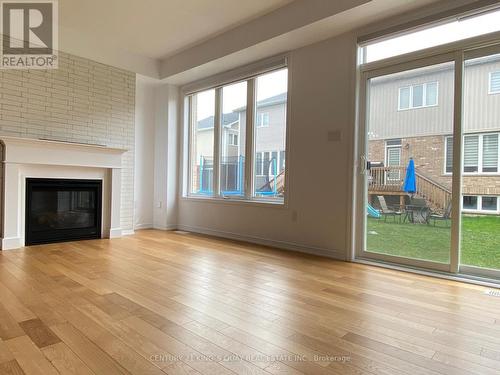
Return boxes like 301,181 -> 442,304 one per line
134,76 -> 156,229
153,84 -> 179,230
176,31 -> 357,259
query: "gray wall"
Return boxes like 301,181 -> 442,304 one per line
369,58 -> 500,140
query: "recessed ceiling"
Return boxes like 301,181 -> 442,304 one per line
59,0 -> 293,59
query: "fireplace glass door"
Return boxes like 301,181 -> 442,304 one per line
26,179 -> 102,245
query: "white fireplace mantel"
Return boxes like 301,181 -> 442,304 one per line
0,137 -> 128,250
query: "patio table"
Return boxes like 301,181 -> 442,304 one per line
403,205 -> 431,224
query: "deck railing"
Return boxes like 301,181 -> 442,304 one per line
368,166 -> 451,210
368,166 -> 406,192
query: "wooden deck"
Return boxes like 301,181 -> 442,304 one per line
0,230 -> 499,374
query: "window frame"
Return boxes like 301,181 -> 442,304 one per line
445,132 -> 500,176
257,112 -> 270,127
488,71 -> 500,94
398,81 -> 439,111
462,195 -> 500,214
183,66 -> 289,205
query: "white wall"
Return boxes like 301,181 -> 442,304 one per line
176,32 -> 357,259
135,78 -> 179,231
134,76 -> 156,229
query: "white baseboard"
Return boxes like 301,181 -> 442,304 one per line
175,224 -> 345,260
122,229 -> 135,236
109,228 -> 123,238
134,223 -> 153,230
1,237 -> 22,250
153,224 -> 177,231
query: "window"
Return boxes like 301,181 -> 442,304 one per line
362,8 -> 500,63
445,133 -> 500,174
482,196 -> 498,211
482,134 -> 498,172
489,71 -> 500,94
463,195 -> 499,213
186,67 -> 288,201
445,137 -> 453,174
228,133 -> 238,146
254,69 -> 288,198
463,135 -> 479,173
398,82 -> 438,110
257,113 -> 270,127
220,81 -> 246,196
189,89 -> 215,194
463,196 -> 478,210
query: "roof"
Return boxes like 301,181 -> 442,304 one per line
197,112 -> 239,130
197,92 -> 286,130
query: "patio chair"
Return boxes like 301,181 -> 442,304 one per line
404,197 -> 431,224
430,201 -> 452,227
376,196 -> 402,223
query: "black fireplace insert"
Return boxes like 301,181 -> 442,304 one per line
25,179 -> 102,246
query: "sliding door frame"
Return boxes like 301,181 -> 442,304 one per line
355,31 -> 500,278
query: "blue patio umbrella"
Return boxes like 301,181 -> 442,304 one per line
403,158 -> 416,194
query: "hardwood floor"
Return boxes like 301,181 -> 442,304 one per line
0,230 -> 499,375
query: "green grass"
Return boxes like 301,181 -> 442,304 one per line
367,215 -> 500,269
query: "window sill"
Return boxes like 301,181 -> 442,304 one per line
181,195 -> 287,208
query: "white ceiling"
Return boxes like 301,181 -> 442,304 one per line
56,0 -> 477,79
59,0 -> 293,59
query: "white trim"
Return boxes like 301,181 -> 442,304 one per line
184,67 -> 288,203
134,223 -> 154,230
176,224 -> 345,261
181,54 -> 288,95
180,195 -> 285,208
121,229 -> 135,236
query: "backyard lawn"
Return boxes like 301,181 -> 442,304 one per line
367,215 -> 500,269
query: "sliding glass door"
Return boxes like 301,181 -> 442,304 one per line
459,49 -> 500,279
357,40 -> 500,281
359,58 -> 456,272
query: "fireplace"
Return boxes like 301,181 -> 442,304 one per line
25,179 -> 102,246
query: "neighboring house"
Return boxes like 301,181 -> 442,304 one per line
194,93 -> 287,194
368,55 -> 500,214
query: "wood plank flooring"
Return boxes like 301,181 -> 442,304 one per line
0,229 -> 499,375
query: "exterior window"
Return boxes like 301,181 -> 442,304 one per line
463,196 -> 478,210
257,113 -> 270,127
399,87 -> 410,109
463,135 -> 479,173
254,69 -> 287,198
398,82 -> 438,110
482,196 -> 498,211
186,67 -> 288,202
189,89 -> 215,194
412,84 -> 424,107
445,137 -> 453,174
489,71 -> 500,94
463,195 -> 499,213
482,134 -> 498,173
425,82 -> 438,106
228,133 -> 238,146
446,133 -> 500,174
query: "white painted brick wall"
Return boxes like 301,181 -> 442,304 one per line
0,52 -> 136,231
